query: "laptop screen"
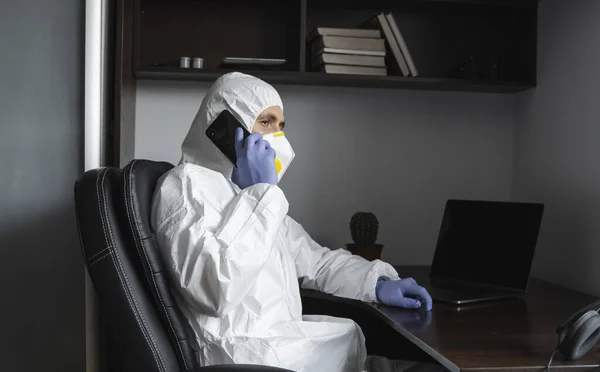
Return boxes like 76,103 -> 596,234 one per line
430,199 -> 544,292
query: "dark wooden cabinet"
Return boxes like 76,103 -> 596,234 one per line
129,0 -> 539,93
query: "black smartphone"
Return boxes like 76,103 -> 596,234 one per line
206,110 -> 251,165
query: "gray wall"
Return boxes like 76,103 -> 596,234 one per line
136,80 -> 515,265
0,1 -> 85,370
514,0 -> 600,296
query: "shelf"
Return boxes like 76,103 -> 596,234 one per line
132,0 -> 538,94
135,67 -> 535,94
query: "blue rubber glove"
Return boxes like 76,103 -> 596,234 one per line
231,128 -> 278,190
376,277 -> 433,311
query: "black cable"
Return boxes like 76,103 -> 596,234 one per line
546,347 -> 558,372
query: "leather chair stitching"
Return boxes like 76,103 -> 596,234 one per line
98,169 -> 166,372
89,250 -> 113,267
88,246 -> 111,262
125,160 -> 189,370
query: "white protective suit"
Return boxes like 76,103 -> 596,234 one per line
151,72 -> 401,372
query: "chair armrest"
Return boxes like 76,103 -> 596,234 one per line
186,365 -> 294,372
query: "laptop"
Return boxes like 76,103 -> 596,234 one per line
425,199 -> 544,305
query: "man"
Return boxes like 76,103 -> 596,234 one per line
152,72 -> 438,372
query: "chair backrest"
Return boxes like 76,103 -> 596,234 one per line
74,159 -> 199,372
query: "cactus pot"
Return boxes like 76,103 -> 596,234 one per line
345,243 -> 383,261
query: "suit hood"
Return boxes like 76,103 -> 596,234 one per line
180,72 -> 283,178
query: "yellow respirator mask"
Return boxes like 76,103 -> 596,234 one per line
262,131 -> 295,181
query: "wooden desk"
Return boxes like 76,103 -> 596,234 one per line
301,266 -> 600,372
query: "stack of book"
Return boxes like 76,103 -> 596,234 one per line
308,27 -> 388,76
309,13 -> 418,78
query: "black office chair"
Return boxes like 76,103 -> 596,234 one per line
74,159 -> 292,372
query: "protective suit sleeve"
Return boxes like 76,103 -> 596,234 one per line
153,173 -> 289,317
284,216 -> 400,303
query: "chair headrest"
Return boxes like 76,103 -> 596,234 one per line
123,159 -> 174,240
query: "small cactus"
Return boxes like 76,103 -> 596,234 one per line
350,212 -> 379,247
